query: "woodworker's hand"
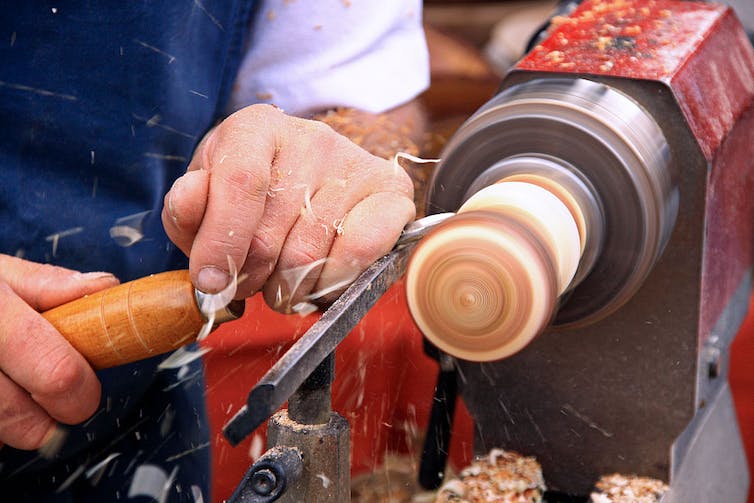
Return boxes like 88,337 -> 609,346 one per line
0,254 -> 118,450
162,104 -> 416,311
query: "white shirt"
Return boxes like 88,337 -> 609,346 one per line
228,0 -> 429,116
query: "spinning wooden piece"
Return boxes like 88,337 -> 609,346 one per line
406,180 -> 584,361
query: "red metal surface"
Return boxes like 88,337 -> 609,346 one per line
670,10 -> 754,161
519,0 -> 723,80
518,0 -> 754,161
701,101 -> 754,346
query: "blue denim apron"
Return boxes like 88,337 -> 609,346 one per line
0,2 -> 255,500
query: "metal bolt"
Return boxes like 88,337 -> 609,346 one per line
703,344 -> 722,379
251,468 -> 278,496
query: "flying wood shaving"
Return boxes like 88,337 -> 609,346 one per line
392,152 -> 440,177
158,346 -> 212,370
292,301 -> 318,317
316,473 -> 332,488
280,257 -> 327,306
275,284 -> 283,308
39,427 -> 68,460
45,226 -> 84,256
196,311 -> 214,342
85,452 -> 121,481
249,434 -> 264,461
109,210 -> 151,247
191,485 -> 205,503
333,218 -> 345,235
164,441 -> 210,462
56,464 -> 86,493
109,225 -> 144,247
196,255 -> 238,341
160,406 -> 175,437
267,186 -> 286,198
177,365 -> 190,379
128,464 -> 178,503
162,369 -> 202,391
306,274 -> 358,301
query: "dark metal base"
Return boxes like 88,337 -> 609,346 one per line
266,410 -> 350,503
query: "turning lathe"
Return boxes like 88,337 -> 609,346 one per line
404,0 -> 754,499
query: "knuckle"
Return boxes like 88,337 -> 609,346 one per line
220,166 -> 269,201
253,103 -> 284,119
308,117 -> 335,137
200,236 -> 249,265
270,243 -> 325,305
243,103 -> 283,119
281,242 -> 322,270
373,160 -> 414,197
0,395 -> 53,450
394,170 -> 415,197
249,230 -> 279,268
227,103 -> 282,131
2,422 -> 51,451
341,238 -> 381,266
295,117 -> 338,149
34,348 -> 86,398
15,420 -> 53,450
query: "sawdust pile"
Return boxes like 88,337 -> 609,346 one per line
435,449 -> 545,503
351,449 -> 668,503
589,473 -> 668,503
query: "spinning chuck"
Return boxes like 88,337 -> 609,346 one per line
407,77 -> 677,362
406,180 -> 584,361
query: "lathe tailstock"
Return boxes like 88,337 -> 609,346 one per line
406,0 -> 754,499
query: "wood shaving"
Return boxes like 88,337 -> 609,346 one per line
435,449 -> 545,503
589,473 -> 668,503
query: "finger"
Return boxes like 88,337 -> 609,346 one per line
259,140 -> 414,309
235,181 -> 314,299
0,369 -> 56,450
260,180 -> 362,310
260,168 -> 413,310
232,121 -> 332,298
0,254 -> 119,311
313,192 -> 415,303
187,106 -> 283,293
161,169 -> 210,257
264,135 -> 414,311
0,282 -> 101,424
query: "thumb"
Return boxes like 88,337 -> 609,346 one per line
0,254 -> 120,311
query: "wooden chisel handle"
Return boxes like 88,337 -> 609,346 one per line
42,270 -> 245,370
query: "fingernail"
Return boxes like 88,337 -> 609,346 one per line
166,187 -> 179,225
197,267 -> 230,293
